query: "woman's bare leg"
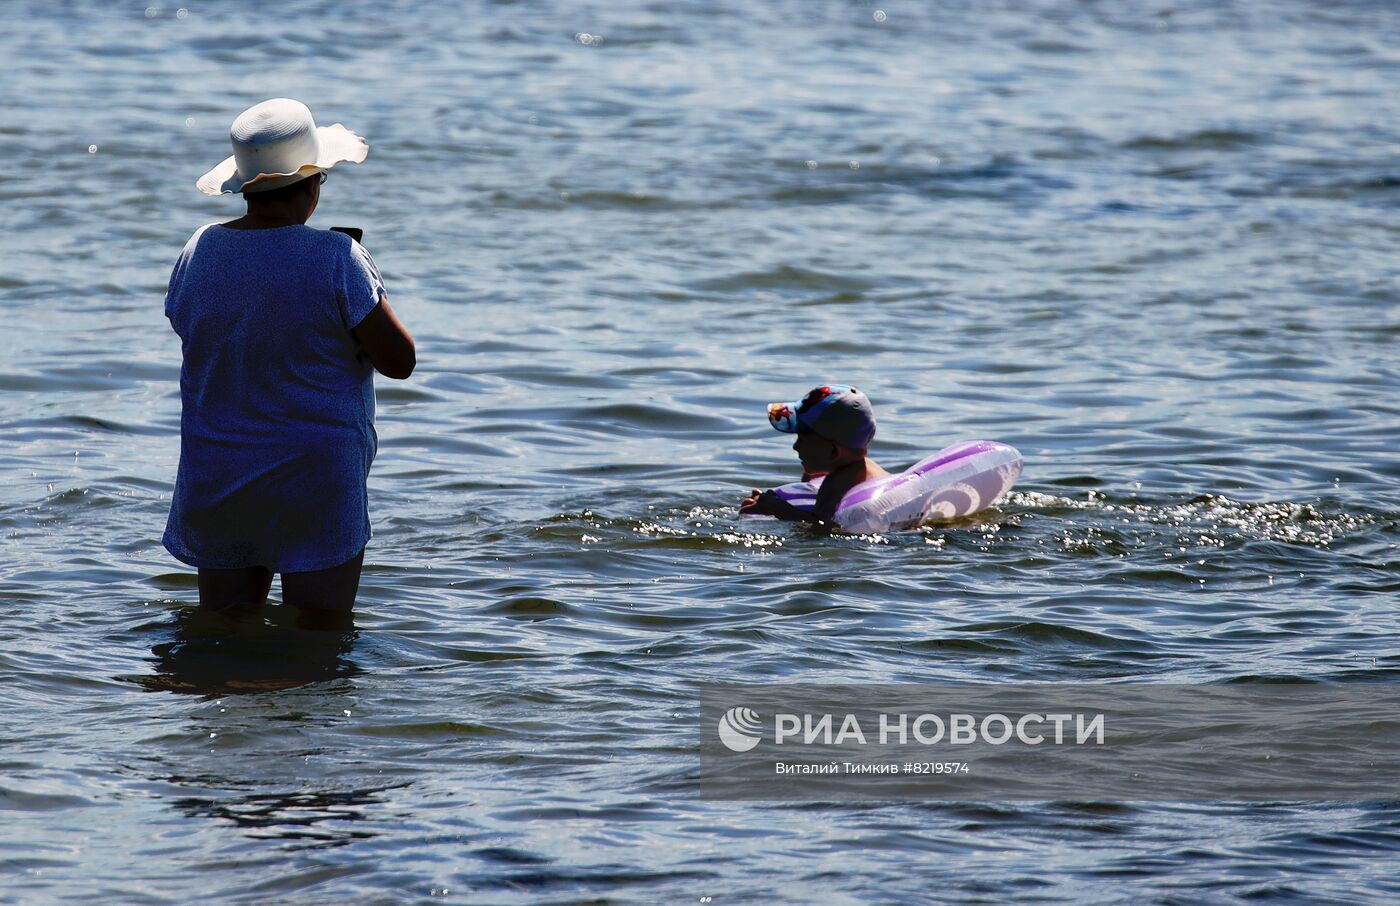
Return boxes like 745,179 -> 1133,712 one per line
281,550 -> 364,630
197,566 -> 273,617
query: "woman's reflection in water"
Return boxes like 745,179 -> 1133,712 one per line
138,605 -> 361,696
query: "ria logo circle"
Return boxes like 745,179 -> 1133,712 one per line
717,707 -> 762,752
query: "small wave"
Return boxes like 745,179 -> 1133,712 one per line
483,596 -> 575,617
1005,490 -> 1380,549
948,620 -> 1148,650
1121,129 -> 1263,151
693,265 -> 878,293
1019,38 -> 1092,54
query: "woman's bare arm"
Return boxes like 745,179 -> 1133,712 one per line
352,295 -> 415,379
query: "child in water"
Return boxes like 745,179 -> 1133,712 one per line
740,384 -> 889,525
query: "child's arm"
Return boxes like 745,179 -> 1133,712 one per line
810,461 -> 867,523
740,488 -> 818,522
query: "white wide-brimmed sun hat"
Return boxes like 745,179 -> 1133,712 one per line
197,98 -> 368,196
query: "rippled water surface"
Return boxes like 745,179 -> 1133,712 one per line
4,1 -> 1400,902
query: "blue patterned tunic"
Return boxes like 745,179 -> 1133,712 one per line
163,223 -> 385,572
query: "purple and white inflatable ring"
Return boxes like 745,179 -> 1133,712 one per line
760,440 -> 1022,533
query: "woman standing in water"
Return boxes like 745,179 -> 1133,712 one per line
163,98 -> 415,629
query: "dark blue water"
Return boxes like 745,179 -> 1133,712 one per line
3,1 -> 1399,902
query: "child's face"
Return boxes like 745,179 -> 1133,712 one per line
793,432 -> 840,475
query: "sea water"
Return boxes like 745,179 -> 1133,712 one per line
2,1 -> 1399,901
